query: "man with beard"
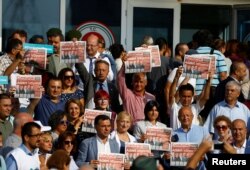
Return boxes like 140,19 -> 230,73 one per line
76,114 -> 119,168
6,122 -> 42,169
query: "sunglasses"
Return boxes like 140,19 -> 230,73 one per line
64,75 -> 74,80
215,125 -> 228,130
64,140 -> 74,145
59,120 -> 69,125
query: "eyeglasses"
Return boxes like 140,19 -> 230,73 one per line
28,133 -> 42,138
64,75 -> 74,80
64,140 -> 74,145
59,120 -> 69,125
215,125 -> 228,131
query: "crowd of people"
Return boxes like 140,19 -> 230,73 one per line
0,27 -> 250,170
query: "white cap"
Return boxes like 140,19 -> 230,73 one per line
34,121 -> 51,132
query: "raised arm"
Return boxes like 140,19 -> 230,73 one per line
168,67 -> 182,107
198,73 -> 212,108
75,63 -> 94,105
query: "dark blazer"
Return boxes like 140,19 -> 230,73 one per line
215,76 -> 245,104
75,63 -> 122,113
75,136 -> 119,167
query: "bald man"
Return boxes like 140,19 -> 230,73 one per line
223,119 -> 250,154
1,112 -> 33,158
174,106 -> 209,144
215,61 -> 247,104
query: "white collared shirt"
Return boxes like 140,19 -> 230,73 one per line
96,135 -> 111,154
233,139 -> 246,154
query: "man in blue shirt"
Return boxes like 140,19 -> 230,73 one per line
31,77 -> 66,125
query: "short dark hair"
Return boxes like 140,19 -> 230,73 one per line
58,67 -> 76,88
0,93 -> 11,100
5,38 -> 23,53
56,131 -> 77,154
21,122 -> 41,142
29,35 -> 44,44
154,37 -> 168,51
144,100 -> 160,121
179,83 -> 194,96
195,29 -> 214,47
46,28 -> 64,41
109,43 -> 125,59
10,29 -> 27,39
94,114 -> 110,126
65,29 -> 82,41
94,59 -> 110,68
48,110 -> 67,130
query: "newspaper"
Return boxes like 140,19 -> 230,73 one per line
170,142 -> 199,167
125,50 -> 152,73
125,143 -> 151,164
145,127 -> 172,151
23,48 -> 47,69
183,54 -> 217,79
135,45 -> 161,67
13,75 -> 42,98
98,153 -> 125,170
60,41 -> 86,63
81,109 -> 112,133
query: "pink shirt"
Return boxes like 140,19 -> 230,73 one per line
117,65 -> 155,124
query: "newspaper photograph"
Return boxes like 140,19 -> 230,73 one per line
135,45 -> 161,67
125,143 -> 151,164
98,153 -> 125,170
170,142 -> 199,167
23,47 -> 47,69
60,41 -> 86,64
183,54 -> 215,79
125,50 -> 152,73
81,109 -> 112,133
145,127 -> 172,151
14,75 -> 42,98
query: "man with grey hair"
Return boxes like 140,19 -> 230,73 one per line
117,59 -> 155,125
204,80 -> 250,137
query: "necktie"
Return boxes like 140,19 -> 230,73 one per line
99,83 -> 103,90
89,58 -> 93,74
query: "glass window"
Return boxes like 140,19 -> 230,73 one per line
133,7 -> 173,49
2,0 -> 60,47
236,9 -> 250,43
66,0 -> 121,48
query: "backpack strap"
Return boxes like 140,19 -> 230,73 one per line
210,48 -> 214,54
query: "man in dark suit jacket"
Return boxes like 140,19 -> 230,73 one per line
75,60 -> 122,113
75,114 -> 119,168
215,61 -> 247,104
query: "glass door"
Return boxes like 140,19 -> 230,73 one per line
124,0 -> 180,52
233,4 -> 250,43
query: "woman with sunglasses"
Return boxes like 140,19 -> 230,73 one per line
58,68 -> 84,108
56,131 -> 79,170
213,115 -> 233,144
48,110 -> 69,146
